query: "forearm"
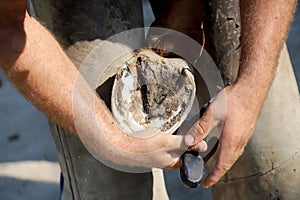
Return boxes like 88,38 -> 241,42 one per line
0,11 -> 120,136
0,12 -> 131,161
236,0 -> 297,104
0,1 -> 130,166
0,11 -> 185,168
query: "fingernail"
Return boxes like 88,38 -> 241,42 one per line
203,180 -> 210,188
185,134 -> 194,146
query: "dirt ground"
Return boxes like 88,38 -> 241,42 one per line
0,1 -> 299,200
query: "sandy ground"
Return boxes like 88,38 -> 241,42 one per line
0,2 -> 299,200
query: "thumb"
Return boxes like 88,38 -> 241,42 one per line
184,87 -> 226,147
184,105 -> 214,146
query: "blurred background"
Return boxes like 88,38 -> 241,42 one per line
0,1 -> 299,200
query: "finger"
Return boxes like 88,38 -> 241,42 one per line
189,140 -> 208,152
163,159 -> 181,170
202,142 -> 243,188
177,113 -> 201,136
184,106 -> 214,146
159,134 -> 187,169
203,137 -> 219,162
203,160 -> 233,188
136,134 -> 187,169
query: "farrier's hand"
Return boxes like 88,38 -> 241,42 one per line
113,129 -> 208,170
76,101 -> 208,170
184,83 -> 263,187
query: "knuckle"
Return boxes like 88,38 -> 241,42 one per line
216,162 -> 232,172
194,122 -> 206,137
238,147 -> 245,156
215,154 -> 235,172
234,143 -> 246,157
201,109 -> 212,123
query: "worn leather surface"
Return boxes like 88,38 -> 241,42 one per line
204,0 -> 241,86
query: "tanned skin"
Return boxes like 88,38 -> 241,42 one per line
0,0 -> 297,186
0,1 -> 199,168
184,0 -> 297,187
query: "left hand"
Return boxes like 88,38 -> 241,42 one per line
184,83 -> 263,188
